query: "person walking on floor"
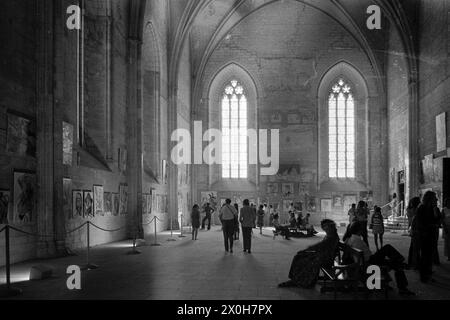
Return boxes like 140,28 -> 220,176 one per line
219,199 -> 237,253
417,191 -> 439,283
191,204 -> 200,240
257,205 -> 265,235
233,203 -> 240,240
370,206 -> 384,251
240,199 -> 256,253
355,200 -> 370,247
201,202 -> 214,230
348,203 -> 356,224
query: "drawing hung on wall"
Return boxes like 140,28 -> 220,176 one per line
7,113 -> 36,157
0,190 -> 10,224
112,193 -> 120,216
83,190 -> 94,218
266,183 -> 279,194
13,171 -> 36,224
119,184 -> 128,215
333,195 -> 342,207
282,183 -> 294,196
320,198 -> 332,212
72,190 -> 83,218
104,192 -> 112,215
93,185 -> 104,216
63,178 -> 72,219
62,121 -> 73,166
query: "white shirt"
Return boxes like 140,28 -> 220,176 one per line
345,234 -> 372,262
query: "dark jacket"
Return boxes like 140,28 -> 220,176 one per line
240,206 -> 256,228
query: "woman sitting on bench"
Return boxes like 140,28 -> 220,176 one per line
278,219 -> 340,288
273,213 -> 291,240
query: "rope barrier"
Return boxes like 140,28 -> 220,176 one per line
9,226 -> 54,238
89,222 -> 125,233
65,222 -> 89,235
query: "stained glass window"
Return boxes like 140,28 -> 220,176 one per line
329,79 -> 355,178
222,80 -> 247,178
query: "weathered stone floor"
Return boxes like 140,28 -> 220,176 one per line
1,225 -> 450,300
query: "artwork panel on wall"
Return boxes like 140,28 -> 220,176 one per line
12,171 -> 36,224
7,112 -> 36,157
112,193 -> 119,216
436,112 -> 446,152
72,190 -> 83,218
146,193 -> 152,214
320,198 -> 332,212
266,183 -> 279,194
93,185 -> 104,216
62,121 -> 73,166
83,190 -> 94,218
333,195 -> 342,207
0,190 -> 11,224
162,160 -> 168,184
200,191 -> 218,210
118,148 -> 127,172
343,195 -> 357,212
104,192 -> 112,215
119,184 -> 128,215
281,183 -> 294,196
63,178 -> 72,220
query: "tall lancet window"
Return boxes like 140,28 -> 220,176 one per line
222,80 -> 247,179
328,79 -> 355,178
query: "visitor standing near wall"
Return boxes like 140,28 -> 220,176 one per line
240,199 -> 256,253
406,197 -> 421,230
370,206 -> 384,251
355,201 -> 370,247
391,193 -> 398,217
417,191 -> 439,283
442,198 -> 450,262
233,203 -> 240,240
257,205 -> 265,235
191,204 -> 200,240
269,205 -> 274,226
348,203 -> 356,225
219,199 -> 237,253
432,202 -> 442,265
201,202 -> 214,230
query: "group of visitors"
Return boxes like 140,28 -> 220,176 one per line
407,191 -> 450,283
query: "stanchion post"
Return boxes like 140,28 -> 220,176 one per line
0,225 -> 22,297
151,217 -> 161,246
178,214 -> 186,238
167,212 -> 176,242
82,221 -> 98,270
127,227 -> 141,254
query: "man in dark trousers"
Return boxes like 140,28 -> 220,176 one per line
201,202 -> 214,230
219,199 -> 237,253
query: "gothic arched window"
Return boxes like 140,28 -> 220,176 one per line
222,80 -> 247,178
328,79 -> 355,178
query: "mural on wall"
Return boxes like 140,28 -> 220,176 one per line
12,171 -> 36,224
62,121 -> 73,166
72,190 -> 83,218
118,148 -> 127,172
7,113 -> 36,157
112,193 -> 119,216
333,195 -> 342,208
0,190 -> 10,224
343,195 -> 357,212
422,155 -> 434,184
266,183 -> 279,194
83,190 -> 94,218
93,185 -> 104,216
201,191 -> 218,210
63,178 -> 72,220
320,199 -> 332,212
436,112 -> 446,152
281,183 -> 294,196
119,184 -> 128,215
307,196 -> 316,212
104,192 -> 112,215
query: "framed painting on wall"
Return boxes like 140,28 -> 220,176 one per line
320,199 -> 332,212
72,190 -> 83,218
93,185 -> 104,216
0,190 -> 11,224
436,112 -> 446,152
112,193 -> 120,216
7,112 -> 36,158
119,184 -> 128,215
282,183 -> 294,196
83,190 -> 94,218
266,183 -> 279,194
13,171 -> 36,224
104,192 -> 112,215
63,178 -> 72,220
62,121 -> 73,166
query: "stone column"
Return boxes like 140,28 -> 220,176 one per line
35,0 -> 56,258
168,86 -> 178,229
126,37 -> 144,239
407,76 -> 419,201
